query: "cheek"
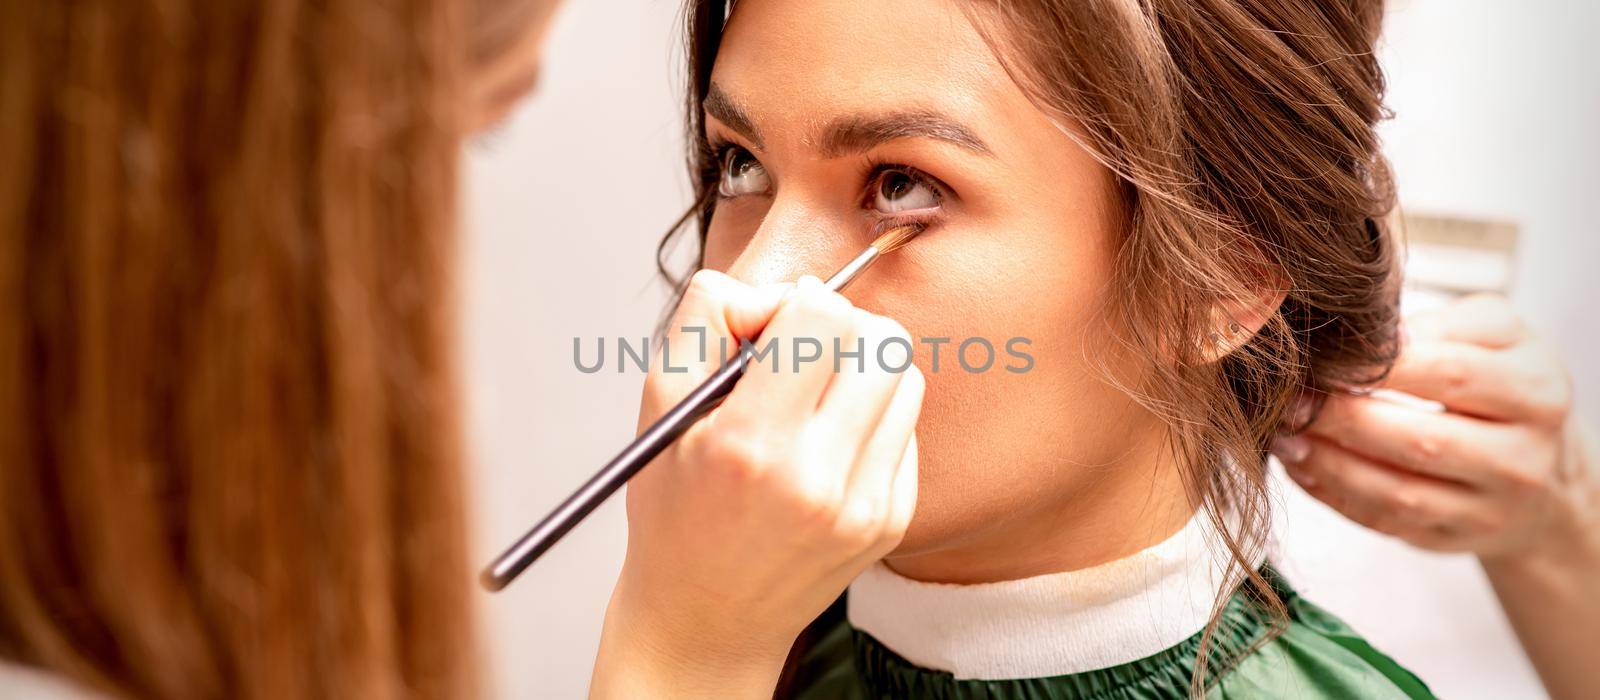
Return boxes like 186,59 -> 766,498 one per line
701,202 -> 765,272
857,208 -> 1142,551
702,232 -> 738,273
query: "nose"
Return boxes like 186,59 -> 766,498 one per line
722,198 -> 856,286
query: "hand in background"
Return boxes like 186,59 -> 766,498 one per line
1273,294 -> 1590,556
1273,294 -> 1599,700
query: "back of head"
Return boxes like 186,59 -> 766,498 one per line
0,1 -> 475,696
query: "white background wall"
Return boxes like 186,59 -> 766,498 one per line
462,1 -> 1599,697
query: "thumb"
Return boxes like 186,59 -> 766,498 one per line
720,278 -> 791,344
650,270 -> 789,400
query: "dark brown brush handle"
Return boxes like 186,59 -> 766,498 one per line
479,350 -> 750,591
481,243 -> 886,591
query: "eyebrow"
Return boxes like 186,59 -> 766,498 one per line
818,109 -> 992,157
703,83 -> 765,150
703,81 -> 992,158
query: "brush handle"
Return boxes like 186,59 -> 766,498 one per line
481,248 -> 882,592
480,350 -> 750,591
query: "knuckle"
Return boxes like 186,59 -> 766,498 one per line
794,485 -> 845,529
1432,356 -> 1471,394
782,288 -> 846,330
800,284 -> 848,314
1404,502 -> 1451,534
682,269 -> 730,306
862,313 -> 912,343
1381,489 -> 1422,514
700,429 -> 776,478
1299,460 -> 1334,491
881,499 -> 913,536
1405,431 -> 1447,467
1363,508 -> 1403,536
1366,502 -> 1405,532
1376,509 -> 1417,539
832,499 -> 884,548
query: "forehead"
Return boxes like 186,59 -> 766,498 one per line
710,0 -> 1028,138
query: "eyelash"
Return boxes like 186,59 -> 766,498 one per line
708,140 -> 951,220
860,155 -> 946,212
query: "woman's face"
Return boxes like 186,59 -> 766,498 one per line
704,0 -> 1177,577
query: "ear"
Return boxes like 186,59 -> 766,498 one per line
1200,280 -> 1288,364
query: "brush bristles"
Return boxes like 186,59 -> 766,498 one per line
870,224 -> 923,255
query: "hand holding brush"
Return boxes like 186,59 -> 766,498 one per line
483,225 -> 925,591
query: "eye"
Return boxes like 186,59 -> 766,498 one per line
871,168 -> 941,213
717,146 -> 771,198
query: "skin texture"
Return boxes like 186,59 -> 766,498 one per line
1273,294 -> 1599,700
700,0 -> 1191,584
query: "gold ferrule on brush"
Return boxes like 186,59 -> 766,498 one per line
823,224 -> 923,293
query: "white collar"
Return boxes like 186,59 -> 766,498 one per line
846,509 -> 1245,680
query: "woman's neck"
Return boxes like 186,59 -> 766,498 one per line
883,431 -> 1193,584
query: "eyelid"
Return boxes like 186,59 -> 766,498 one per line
712,142 -> 772,199
706,126 -> 760,157
711,140 -> 765,173
863,162 -> 949,212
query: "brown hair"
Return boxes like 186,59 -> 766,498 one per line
667,0 -> 1399,694
0,0 -> 532,696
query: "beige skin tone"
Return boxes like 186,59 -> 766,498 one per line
469,2 -> 1598,697
1273,294 -> 1599,700
694,0 -> 1192,584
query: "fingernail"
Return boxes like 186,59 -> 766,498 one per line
1271,434 -> 1311,464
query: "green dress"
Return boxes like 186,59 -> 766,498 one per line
780,567 -> 1435,699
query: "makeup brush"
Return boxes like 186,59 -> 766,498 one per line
481,224 -> 924,591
